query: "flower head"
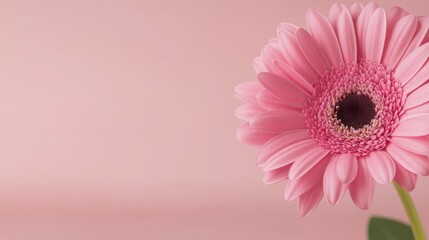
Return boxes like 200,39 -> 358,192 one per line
235,2 -> 429,216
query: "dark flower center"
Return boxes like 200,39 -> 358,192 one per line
335,93 -> 376,129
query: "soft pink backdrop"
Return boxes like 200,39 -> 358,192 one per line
0,0 -> 428,239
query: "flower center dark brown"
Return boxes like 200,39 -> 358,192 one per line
335,93 -> 376,129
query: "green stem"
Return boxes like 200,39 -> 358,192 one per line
394,182 -> 426,240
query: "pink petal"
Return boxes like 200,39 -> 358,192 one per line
261,43 -> 285,76
404,83 -> 429,110
284,159 -> 329,201
272,60 -> 314,94
236,123 -> 280,146
390,136 -> 429,156
335,153 -> 358,184
324,157 -> 348,205
349,2 -> 364,23
277,22 -> 298,36
396,43 -> 429,86
263,165 -> 291,184
392,113 -> 429,137
394,163 -> 417,191
337,10 -> 357,63
328,3 -> 348,31
404,101 -> 429,116
386,143 -> 429,176
253,57 -> 267,74
278,31 -> 319,83
262,41 -> 285,62
257,130 -> 310,167
306,9 -> 343,65
382,15 -> 418,69
349,158 -> 375,210
298,182 -> 323,217
234,81 -> 263,107
256,90 -> 300,112
235,104 -> 264,121
366,151 -> 396,184
258,72 -> 309,108
364,2 -> 380,9
355,3 -> 378,58
289,148 -> 330,180
296,28 -> 331,75
403,16 -> 429,58
403,61 -> 429,94
263,139 -> 317,172
365,8 -> 386,63
386,7 -> 409,42
250,110 -> 306,133
421,19 -> 429,45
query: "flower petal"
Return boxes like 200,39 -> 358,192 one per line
394,163 -> 417,191
278,31 -> 319,83
386,143 -> 429,176
328,3 -> 347,30
404,101 -> 429,117
366,151 -> 396,184
272,60 -> 314,94
396,43 -> 429,86
261,42 -> 286,76
289,148 -> 330,180
392,113 -> 429,137
404,83 -> 429,110
306,9 -> 343,65
349,158 -> 375,210
365,8 -> 386,63
335,153 -> 358,184
263,165 -> 291,184
235,104 -> 264,121
258,72 -> 309,108
298,182 -> 324,217
349,2 -> 364,23
337,10 -> 357,63
256,130 -> 310,167
277,22 -> 298,36
234,81 -> 263,107
296,28 -> 331,75
324,157 -> 348,205
236,123 -> 280,146
256,90 -> 299,111
284,159 -> 329,201
386,7 -> 408,39
253,57 -> 267,74
382,15 -> 418,69
403,61 -> 429,94
386,7 -> 408,42
403,16 -> 429,58
355,3 -> 378,58
250,110 -> 306,133
390,135 -> 429,156
263,139 -> 318,172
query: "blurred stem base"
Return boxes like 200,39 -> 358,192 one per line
394,182 -> 426,240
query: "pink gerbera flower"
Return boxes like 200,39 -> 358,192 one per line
235,2 -> 429,216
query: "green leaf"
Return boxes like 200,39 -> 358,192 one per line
369,216 -> 414,240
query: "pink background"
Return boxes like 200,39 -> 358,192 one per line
0,0 -> 428,239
